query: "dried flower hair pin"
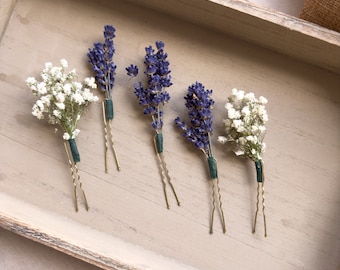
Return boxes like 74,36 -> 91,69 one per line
218,88 -> 268,237
88,25 -> 120,173
175,82 -> 226,234
26,59 -> 98,211
126,41 -> 180,209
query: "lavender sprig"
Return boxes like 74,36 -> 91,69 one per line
128,41 -> 172,132
88,25 -> 116,100
175,82 -> 226,234
174,82 -> 214,158
126,41 -> 180,208
88,25 -> 120,172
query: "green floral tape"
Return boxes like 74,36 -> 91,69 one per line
105,99 -> 114,120
155,133 -> 163,154
255,160 -> 263,182
68,138 -> 80,163
207,156 -> 218,180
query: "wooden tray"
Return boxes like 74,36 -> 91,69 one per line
1,0 -> 339,269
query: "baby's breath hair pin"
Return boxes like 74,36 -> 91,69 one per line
175,82 -> 226,234
218,88 -> 268,237
126,41 -> 180,209
88,25 -> 120,173
26,59 -> 98,211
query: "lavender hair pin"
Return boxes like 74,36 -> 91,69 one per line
175,82 -> 226,234
126,41 -> 180,209
88,25 -> 121,173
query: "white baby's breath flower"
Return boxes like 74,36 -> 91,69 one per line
225,102 -> 233,110
45,62 -> 52,69
217,136 -> 228,144
53,109 -> 62,119
235,89 -> 245,101
74,82 -> 82,91
60,59 -> 68,68
36,100 -> 44,110
63,132 -> 70,140
227,108 -> 237,119
241,105 -> 250,116
244,92 -> 255,102
259,96 -> 268,105
56,92 -> 65,103
27,60 -> 98,140
246,135 -> 255,142
26,77 -> 37,85
72,92 -> 84,105
234,149 -> 245,156
259,125 -> 266,133
63,83 -> 72,95
84,77 -> 97,89
72,129 -> 80,138
218,89 -> 268,161
56,102 -> 65,110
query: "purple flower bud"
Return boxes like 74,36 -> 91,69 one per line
126,64 -> 139,77
175,82 -> 215,156
104,25 -> 115,39
130,41 -> 172,131
88,25 -> 116,99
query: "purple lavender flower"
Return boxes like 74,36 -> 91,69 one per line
127,41 -> 172,132
174,82 -> 215,157
88,25 -> 116,100
126,64 -> 139,77
175,82 -> 226,234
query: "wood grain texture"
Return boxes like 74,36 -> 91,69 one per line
129,0 -> 340,74
0,0 -> 17,39
0,0 -> 339,269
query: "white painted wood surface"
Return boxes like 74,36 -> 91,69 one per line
0,0 -> 339,269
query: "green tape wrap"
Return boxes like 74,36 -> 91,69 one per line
105,99 -> 114,120
155,133 -> 163,154
207,156 -> 218,180
255,160 -> 263,183
68,138 -> 80,163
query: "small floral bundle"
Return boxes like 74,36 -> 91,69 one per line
175,82 -> 226,234
126,41 -> 180,209
26,59 -> 98,211
218,88 -> 268,237
88,25 -> 120,173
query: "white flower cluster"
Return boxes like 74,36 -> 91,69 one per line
26,59 -> 99,140
217,88 -> 268,161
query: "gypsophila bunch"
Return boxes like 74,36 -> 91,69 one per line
218,88 -> 268,237
88,25 -> 121,172
26,59 -> 98,212
26,59 -> 98,141
175,82 -> 226,234
217,88 -> 268,161
126,41 -> 180,209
